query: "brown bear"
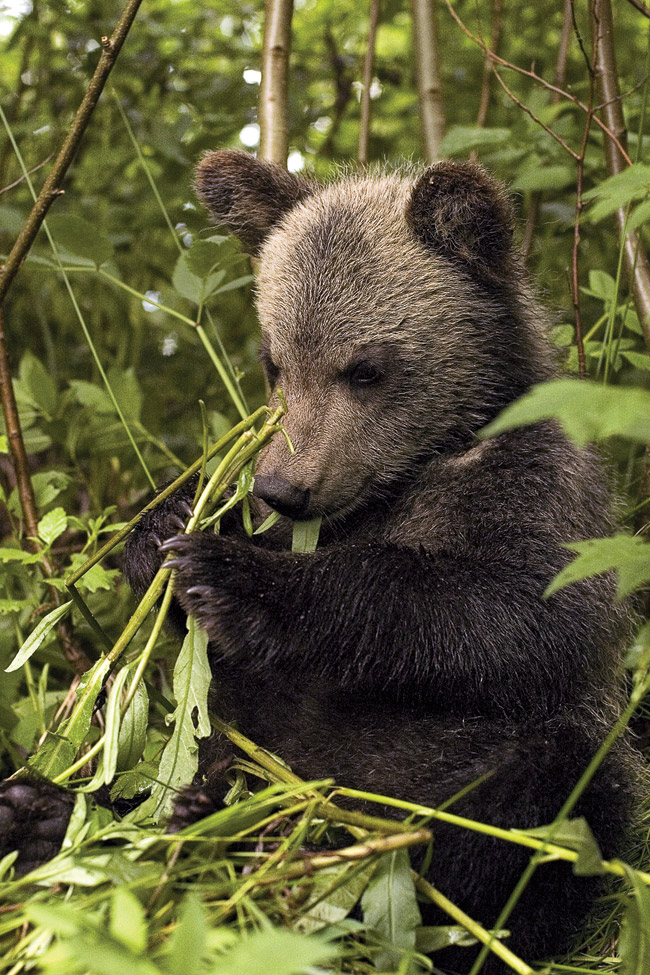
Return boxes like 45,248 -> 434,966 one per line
0,153 -> 641,974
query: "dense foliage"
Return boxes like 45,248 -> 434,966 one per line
2,0 -> 650,972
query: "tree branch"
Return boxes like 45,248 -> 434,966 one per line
410,0 -> 445,161
258,0 -> 294,166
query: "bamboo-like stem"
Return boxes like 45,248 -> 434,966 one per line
358,0 -> 381,165
475,0 -> 502,129
591,0 -> 650,347
258,0 -> 294,165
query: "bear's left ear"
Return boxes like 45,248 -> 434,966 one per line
194,149 -> 316,256
406,161 -> 515,284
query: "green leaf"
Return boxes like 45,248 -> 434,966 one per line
545,534 -> 650,600
619,865 -> 650,975
19,351 -> 57,415
210,928 -> 337,975
164,895 -> 206,975
295,861 -> 377,934
292,517 -> 322,553
70,379 -> 115,414
512,162 -> 574,193
416,926 -> 481,952
440,126 -> 511,156
67,552 -> 120,593
186,239 -> 223,277
38,506 -> 68,545
523,817 -> 605,875
5,600 -> 72,672
480,379 -> 650,445
360,848 -> 422,971
117,676 -> 149,770
0,598 -> 32,614
621,351 -> 650,371
110,887 -> 147,954
0,547 -> 42,564
90,666 -> 133,787
31,654 -> 111,777
582,164 -> 650,223
149,617 -> 211,820
47,213 -> 115,267
108,366 -> 142,422
627,197 -> 650,234
550,324 -> 574,348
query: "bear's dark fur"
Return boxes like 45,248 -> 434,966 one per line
0,153 -> 642,973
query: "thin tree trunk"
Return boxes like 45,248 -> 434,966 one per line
258,0 -> 294,166
410,0 -> 445,161
591,0 -> 650,347
358,0 -> 381,165
475,0 -> 503,129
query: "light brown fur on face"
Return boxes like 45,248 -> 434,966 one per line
253,172 -> 543,519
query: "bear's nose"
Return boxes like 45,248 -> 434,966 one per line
253,475 -> 310,520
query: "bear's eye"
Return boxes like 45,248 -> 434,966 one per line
346,360 -> 383,387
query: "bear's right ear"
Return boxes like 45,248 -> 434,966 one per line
406,161 -> 515,285
194,150 -> 316,256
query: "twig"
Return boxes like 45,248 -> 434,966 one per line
358,0 -> 381,165
0,155 -> 54,197
410,0 -> 445,162
491,69 -> 578,159
258,0 -> 294,166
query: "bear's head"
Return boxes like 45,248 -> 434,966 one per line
195,151 -> 550,521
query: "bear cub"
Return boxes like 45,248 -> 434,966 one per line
0,152 -> 641,974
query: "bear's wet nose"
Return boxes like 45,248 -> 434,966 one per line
253,475 -> 310,520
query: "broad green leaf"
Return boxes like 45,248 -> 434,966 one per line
621,351 -> 650,371
584,269 -> 616,302
210,928 -> 337,975
213,273 -> 253,294
0,434 -> 7,453
47,213 -> 115,267
67,552 -> 119,593
0,547 -> 41,564
6,600 -> 72,672
292,517 -> 322,553
480,379 -> 650,446
164,895 -> 206,975
416,926 -> 481,952
550,324 -> 574,348
186,239 -> 223,277
38,506 -> 68,545
117,676 -> 149,770
70,379 -> 114,414
90,666 -> 133,787
31,654 -> 111,777
172,252 -> 201,302
149,618 -> 211,819
360,848 -> 421,971
619,865 -> 650,975
19,351 -> 56,415
523,817 -> 605,875
32,470 -> 71,509
512,162 -> 573,193
108,366 -> 142,422
110,887 -> 147,954
582,164 -> 650,223
295,861 -> 377,934
440,126 -> 511,156
546,535 -> 650,600
172,252 -> 226,304
627,197 -> 650,234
